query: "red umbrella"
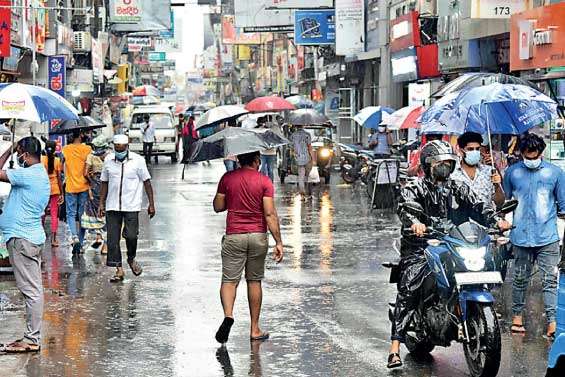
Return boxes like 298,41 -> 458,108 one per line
245,96 -> 295,113
382,105 -> 424,130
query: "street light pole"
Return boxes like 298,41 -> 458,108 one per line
31,5 -> 36,85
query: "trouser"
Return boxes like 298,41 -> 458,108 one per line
260,155 -> 276,182
143,142 -> 153,164
42,195 -> 60,235
224,160 -> 237,172
511,241 -> 560,324
65,191 -> 88,245
391,252 -> 430,342
297,162 -> 313,193
106,211 -> 140,268
7,238 -> 44,345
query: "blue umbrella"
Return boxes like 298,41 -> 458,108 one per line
353,106 -> 395,129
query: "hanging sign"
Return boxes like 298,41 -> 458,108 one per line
294,9 -> 335,46
48,56 -> 66,97
335,0 -> 365,56
0,0 -> 11,57
110,0 -> 142,24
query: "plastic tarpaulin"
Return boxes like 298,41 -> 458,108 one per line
111,0 -> 171,32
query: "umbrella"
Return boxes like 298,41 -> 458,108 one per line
419,92 -> 462,134
245,96 -> 295,113
0,83 -> 78,123
132,85 -> 160,97
382,106 -> 424,130
195,105 -> 248,131
353,106 -> 395,129
432,72 -> 538,99
188,127 -> 289,163
286,95 -> 315,109
288,109 -> 330,126
49,116 -> 106,135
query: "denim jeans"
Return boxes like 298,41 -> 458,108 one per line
224,160 -> 237,172
65,191 -> 88,245
260,155 -> 276,182
511,241 -> 560,323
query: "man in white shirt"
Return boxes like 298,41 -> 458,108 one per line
99,134 -> 156,282
141,114 -> 156,165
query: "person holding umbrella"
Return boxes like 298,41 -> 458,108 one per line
368,124 -> 393,159
41,140 -> 64,247
290,125 -> 315,196
182,115 -> 198,162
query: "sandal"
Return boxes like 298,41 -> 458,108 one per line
215,317 -> 235,344
1,339 -> 40,353
109,270 -> 125,283
250,332 -> 269,342
128,260 -> 143,276
387,353 -> 402,368
511,324 -> 526,334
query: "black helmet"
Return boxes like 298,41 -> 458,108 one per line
420,140 -> 457,175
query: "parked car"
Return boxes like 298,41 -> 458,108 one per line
128,105 -> 179,163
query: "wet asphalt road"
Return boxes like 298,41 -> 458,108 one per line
0,161 -> 556,377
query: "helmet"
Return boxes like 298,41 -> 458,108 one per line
420,140 -> 457,175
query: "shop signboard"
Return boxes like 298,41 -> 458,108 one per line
109,0 -> 142,23
470,0 -> 529,19
234,0 -> 293,32
294,9 -> 335,46
335,0 -> 365,56
2,47 -> 20,71
366,0 -> 380,52
0,0 -> 10,57
57,23 -> 74,61
92,38 -> 104,84
159,11 -> 174,39
390,11 -> 419,53
139,64 -> 164,74
267,0 -> 332,8
510,3 -> 565,71
112,0 -> 170,32
148,52 -> 166,62
128,36 -> 152,52
222,15 -> 262,45
48,56 -> 66,97
408,82 -> 431,107
391,49 -> 418,83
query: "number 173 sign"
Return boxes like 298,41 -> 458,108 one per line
471,0 -> 531,19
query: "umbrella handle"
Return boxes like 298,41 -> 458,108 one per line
9,119 -> 15,169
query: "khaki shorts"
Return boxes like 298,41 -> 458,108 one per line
222,233 -> 269,282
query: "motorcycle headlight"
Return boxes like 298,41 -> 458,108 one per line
319,148 -> 331,159
456,246 -> 487,272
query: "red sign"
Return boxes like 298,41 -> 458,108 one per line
390,11 -> 420,53
0,0 -> 11,57
416,45 -> 440,79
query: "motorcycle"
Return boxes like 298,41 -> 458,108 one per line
338,144 -> 374,184
385,199 -> 518,377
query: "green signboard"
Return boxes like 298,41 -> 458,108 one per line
148,52 -> 166,62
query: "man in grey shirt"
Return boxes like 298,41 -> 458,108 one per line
290,126 -> 315,195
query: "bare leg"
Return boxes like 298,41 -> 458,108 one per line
389,340 -> 400,354
220,282 -> 238,318
247,280 -> 264,337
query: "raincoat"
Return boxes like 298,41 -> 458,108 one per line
391,177 -> 498,342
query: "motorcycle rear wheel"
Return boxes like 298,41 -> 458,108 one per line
341,170 -> 356,184
463,303 -> 501,377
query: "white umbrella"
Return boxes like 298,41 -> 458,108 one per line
195,105 -> 249,130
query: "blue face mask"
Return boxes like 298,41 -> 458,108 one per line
464,150 -> 481,166
523,158 -> 542,169
114,149 -> 128,161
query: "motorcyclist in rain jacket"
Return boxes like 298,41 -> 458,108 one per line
387,140 -> 511,369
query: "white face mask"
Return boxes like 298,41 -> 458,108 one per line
378,126 -> 386,133
523,158 -> 542,169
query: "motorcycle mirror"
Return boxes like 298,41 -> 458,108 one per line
499,199 -> 518,214
401,201 -> 425,217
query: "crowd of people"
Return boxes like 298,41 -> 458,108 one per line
0,132 -> 155,352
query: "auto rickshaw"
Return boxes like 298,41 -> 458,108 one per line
278,124 -> 335,184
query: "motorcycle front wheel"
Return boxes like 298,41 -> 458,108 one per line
463,303 -> 501,377
405,334 -> 435,357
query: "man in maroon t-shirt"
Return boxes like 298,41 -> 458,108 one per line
213,151 -> 284,344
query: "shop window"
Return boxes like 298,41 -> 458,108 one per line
420,16 -> 437,45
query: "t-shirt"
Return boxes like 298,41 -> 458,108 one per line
369,131 -> 391,155
41,155 -> 62,195
0,164 -> 50,245
217,168 -> 274,234
290,129 -> 312,166
62,143 -> 92,193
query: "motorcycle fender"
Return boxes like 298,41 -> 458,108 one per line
458,290 -> 494,321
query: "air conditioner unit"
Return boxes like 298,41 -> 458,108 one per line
74,31 -> 92,52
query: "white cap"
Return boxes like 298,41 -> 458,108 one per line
113,134 -> 129,145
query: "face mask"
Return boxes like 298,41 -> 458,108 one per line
464,150 -> 481,166
432,162 -> 452,181
114,150 -> 128,161
523,158 -> 542,169
17,153 -> 27,168
378,126 -> 386,133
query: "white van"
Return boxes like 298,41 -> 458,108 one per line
128,105 -> 178,162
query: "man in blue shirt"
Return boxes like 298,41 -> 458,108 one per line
0,137 -> 50,353
503,133 -> 565,338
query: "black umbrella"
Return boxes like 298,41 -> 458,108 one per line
49,116 -> 106,135
288,108 -> 330,126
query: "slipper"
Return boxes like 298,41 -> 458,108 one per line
1,340 -> 40,353
511,324 -> 526,334
128,260 -> 143,276
215,317 -> 234,344
387,353 -> 402,368
109,272 -> 124,283
250,332 -> 269,342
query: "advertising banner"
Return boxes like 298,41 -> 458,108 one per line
159,11 -> 174,38
127,36 -> 152,52
471,0 -> 529,19
112,0 -> 171,32
0,0 -> 11,57
294,9 -> 335,46
267,0 -> 333,8
91,38 -> 104,84
109,0 -> 142,23
222,15 -> 261,45
335,0 -> 365,56
234,0 -> 293,32
148,52 -> 166,61
48,56 -> 66,97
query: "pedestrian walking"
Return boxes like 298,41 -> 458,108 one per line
83,135 -> 109,253
260,117 -> 283,182
289,125 -> 315,195
99,134 -> 155,282
368,125 -> 393,159
176,113 -> 184,156
451,132 -> 505,208
503,133 -> 565,338
213,151 -> 283,344
0,137 -> 50,353
182,115 -> 198,162
141,114 -> 155,165
41,140 -> 64,247
62,130 -> 92,255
